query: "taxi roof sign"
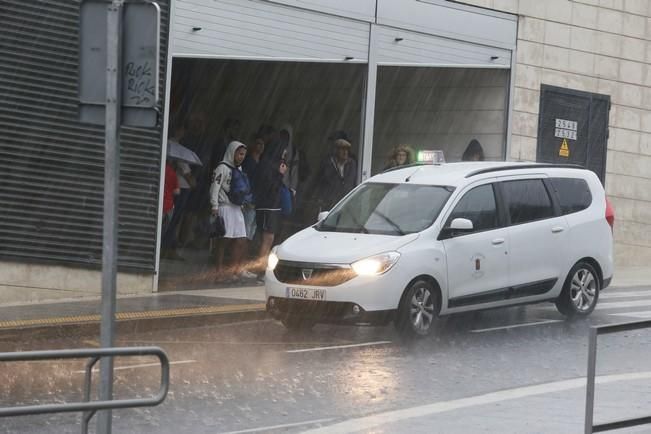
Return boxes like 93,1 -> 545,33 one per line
417,150 -> 445,163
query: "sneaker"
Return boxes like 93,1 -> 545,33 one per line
225,274 -> 241,284
239,270 -> 258,280
214,273 -> 239,284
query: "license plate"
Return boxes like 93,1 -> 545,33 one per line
286,287 -> 326,301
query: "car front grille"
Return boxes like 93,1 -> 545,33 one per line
273,261 -> 356,287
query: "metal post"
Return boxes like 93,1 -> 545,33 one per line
98,1 -> 123,433
504,45 -> 516,161
585,327 -> 598,434
360,23 -> 378,182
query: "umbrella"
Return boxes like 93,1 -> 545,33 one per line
167,138 -> 203,166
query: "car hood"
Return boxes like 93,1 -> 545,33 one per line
276,227 -> 419,264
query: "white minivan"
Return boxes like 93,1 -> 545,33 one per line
265,162 -> 614,338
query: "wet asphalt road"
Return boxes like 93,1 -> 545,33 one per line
1,286 -> 651,434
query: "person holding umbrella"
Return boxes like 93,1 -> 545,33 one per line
161,158 -> 180,259
161,135 -> 202,260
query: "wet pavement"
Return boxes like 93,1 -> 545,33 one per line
0,294 -> 256,323
1,286 -> 651,433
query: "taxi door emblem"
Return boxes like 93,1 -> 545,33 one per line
301,269 -> 313,280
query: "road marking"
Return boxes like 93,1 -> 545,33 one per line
471,319 -> 563,333
303,371 -> 651,434
73,359 -> 196,374
609,310 -> 651,319
286,341 -> 392,353
220,418 -> 336,434
601,290 -> 651,299
597,300 -> 651,310
121,340 -> 340,346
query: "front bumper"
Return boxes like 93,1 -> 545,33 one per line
265,263 -> 409,312
266,297 -> 394,325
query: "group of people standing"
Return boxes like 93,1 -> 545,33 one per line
163,117 -> 360,283
209,125 -> 362,281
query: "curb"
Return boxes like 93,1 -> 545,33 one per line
0,304 -> 268,343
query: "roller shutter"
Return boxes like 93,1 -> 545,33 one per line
375,25 -> 511,67
173,0 -> 370,62
0,0 -> 171,271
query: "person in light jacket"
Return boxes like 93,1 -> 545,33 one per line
209,141 -> 257,281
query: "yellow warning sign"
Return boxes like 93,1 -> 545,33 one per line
559,138 -> 570,158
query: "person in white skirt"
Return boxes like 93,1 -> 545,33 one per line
209,141 -> 258,281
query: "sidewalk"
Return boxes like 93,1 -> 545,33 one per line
0,285 -> 267,339
0,266 -> 647,337
306,374 -> 651,434
609,266 -> 650,288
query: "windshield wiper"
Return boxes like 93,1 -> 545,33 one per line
371,210 -> 405,235
318,210 -> 368,233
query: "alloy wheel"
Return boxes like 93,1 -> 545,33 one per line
409,286 -> 435,333
570,268 -> 597,312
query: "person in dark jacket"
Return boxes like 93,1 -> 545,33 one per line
313,139 -> 358,212
461,139 -> 485,161
253,143 -> 287,270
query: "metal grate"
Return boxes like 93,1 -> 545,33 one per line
274,261 -> 356,287
0,0 -> 170,271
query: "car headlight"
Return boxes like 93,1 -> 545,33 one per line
267,248 -> 279,271
351,252 -> 400,276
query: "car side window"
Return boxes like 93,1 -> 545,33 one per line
549,177 -> 592,215
446,184 -> 498,234
501,179 -> 554,225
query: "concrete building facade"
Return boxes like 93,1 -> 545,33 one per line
459,0 -> 651,267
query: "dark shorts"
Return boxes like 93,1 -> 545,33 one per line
256,210 -> 281,235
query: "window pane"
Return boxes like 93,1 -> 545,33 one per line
502,179 -> 554,224
372,66 -> 510,174
550,178 -> 592,215
446,184 -> 498,233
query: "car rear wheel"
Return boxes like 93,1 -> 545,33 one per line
394,280 -> 439,338
555,261 -> 600,317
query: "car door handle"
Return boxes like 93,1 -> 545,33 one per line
551,226 -> 565,233
491,238 -> 505,245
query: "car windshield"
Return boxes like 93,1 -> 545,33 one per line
317,183 -> 452,235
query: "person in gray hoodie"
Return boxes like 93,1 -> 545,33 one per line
209,141 -> 257,281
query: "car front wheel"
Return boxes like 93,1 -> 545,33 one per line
394,279 -> 440,338
555,261 -> 600,317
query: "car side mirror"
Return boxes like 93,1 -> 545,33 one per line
439,218 -> 474,239
450,218 -> 473,231
317,211 -> 329,222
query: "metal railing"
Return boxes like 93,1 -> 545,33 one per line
585,319 -> 651,433
0,346 -> 169,433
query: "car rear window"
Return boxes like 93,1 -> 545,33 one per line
549,177 -> 592,215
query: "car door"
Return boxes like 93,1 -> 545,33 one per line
440,182 -> 509,306
498,177 -> 569,296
